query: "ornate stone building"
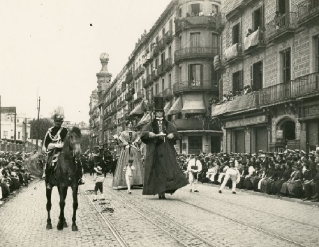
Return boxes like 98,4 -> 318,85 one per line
212,0 -> 319,153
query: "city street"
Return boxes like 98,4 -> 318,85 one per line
1,174 -> 319,247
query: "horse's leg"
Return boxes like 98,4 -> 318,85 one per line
57,186 -> 67,230
46,187 -> 53,230
71,185 -> 79,231
63,189 -> 68,228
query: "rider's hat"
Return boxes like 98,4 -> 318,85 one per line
52,106 -> 65,120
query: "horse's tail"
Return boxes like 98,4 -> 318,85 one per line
24,153 -> 44,178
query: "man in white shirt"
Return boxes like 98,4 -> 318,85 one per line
187,155 -> 202,192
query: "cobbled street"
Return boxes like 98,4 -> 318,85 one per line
1,174 -> 319,247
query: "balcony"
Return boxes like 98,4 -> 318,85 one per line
125,92 -> 133,101
224,43 -> 243,65
164,30 -> 173,44
243,28 -> 266,55
173,80 -> 219,95
158,64 -> 165,76
153,45 -> 160,57
125,71 -> 133,84
258,82 -> 292,106
216,12 -> 226,33
121,81 -> 126,92
265,12 -> 297,43
164,58 -> 173,71
175,16 -> 219,35
158,39 -> 165,51
144,75 -> 151,88
297,0 -> 319,26
134,90 -> 144,102
143,53 -> 152,67
175,46 -> 218,63
291,72 -> 319,98
151,69 -> 159,81
163,88 -> 173,101
213,55 -> 224,71
173,118 -> 212,131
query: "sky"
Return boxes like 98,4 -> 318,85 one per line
0,0 -> 171,123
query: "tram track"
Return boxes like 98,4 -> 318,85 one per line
102,184 -> 308,247
190,184 -> 319,229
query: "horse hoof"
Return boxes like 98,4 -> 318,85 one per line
57,222 -> 63,231
63,221 -> 68,228
46,223 -> 52,230
72,225 -> 78,231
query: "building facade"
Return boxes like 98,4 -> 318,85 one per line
90,0 -> 224,154
212,0 -> 319,153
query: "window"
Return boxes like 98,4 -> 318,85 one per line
161,52 -> 165,65
168,46 -> 172,58
189,64 -> 203,86
212,4 -> 219,14
155,83 -> 159,95
232,71 -> 243,93
251,61 -> 263,91
179,7 -> 182,17
162,79 -> 165,92
252,7 -> 263,31
315,35 -> 319,72
211,65 -> 218,89
212,33 -> 218,50
169,74 -> 172,89
3,131 -> 8,138
190,32 -> 200,47
232,23 -> 240,44
18,132 -> 20,139
281,48 -> 291,83
188,136 -> 202,154
277,0 -> 289,14
190,3 -> 201,16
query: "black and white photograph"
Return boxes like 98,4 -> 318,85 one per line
1,0 -> 319,246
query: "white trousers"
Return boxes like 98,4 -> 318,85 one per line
219,174 -> 237,192
189,172 -> 198,190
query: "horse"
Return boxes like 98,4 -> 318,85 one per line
45,127 -> 82,231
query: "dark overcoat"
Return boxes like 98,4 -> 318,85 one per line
141,119 -> 188,195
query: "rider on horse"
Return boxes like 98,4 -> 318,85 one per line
42,107 -> 84,189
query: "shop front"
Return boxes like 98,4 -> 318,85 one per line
224,115 -> 269,154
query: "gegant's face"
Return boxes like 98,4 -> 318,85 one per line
155,111 -> 163,118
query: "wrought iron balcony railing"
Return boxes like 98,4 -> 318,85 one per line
265,12 -> 297,42
175,46 -> 218,63
173,80 -> 219,94
297,0 -> 319,25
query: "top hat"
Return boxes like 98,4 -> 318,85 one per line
153,97 -> 164,111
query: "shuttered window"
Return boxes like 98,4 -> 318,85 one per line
190,32 -> 200,47
232,70 -> 243,93
282,48 -> 291,84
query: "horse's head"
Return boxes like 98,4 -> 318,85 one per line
67,127 -> 82,158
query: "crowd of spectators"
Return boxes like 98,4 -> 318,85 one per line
177,149 -> 319,202
0,151 -> 41,201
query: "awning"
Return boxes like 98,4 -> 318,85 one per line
181,94 -> 206,114
129,101 -> 145,116
167,97 -> 182,115
164,101 -> 172,116
136,112 -> 151,126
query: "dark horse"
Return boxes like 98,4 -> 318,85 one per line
46,127 -> 82,231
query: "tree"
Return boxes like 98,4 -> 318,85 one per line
29,118 -> 54,141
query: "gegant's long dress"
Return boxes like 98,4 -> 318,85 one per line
112,131 -> 143,189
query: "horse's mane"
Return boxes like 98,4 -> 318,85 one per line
70,127 -> 81,138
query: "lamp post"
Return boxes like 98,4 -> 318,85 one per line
36,97 -> 41,151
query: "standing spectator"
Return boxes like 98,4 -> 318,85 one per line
123,160 -> 135,194
93,165 -> 105,202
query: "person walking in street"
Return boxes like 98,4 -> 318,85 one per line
124,159 -> 135,194
187,154 -> 202,192
141,97 -> 188,199
93,165 -> 105,201
219,159 -> 240,194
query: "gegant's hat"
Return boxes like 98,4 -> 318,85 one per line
153,97 -> 164,111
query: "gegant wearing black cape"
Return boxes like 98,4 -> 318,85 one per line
140,97 -> 188,199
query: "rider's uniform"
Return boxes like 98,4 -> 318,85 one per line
43,126 -> 68,185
